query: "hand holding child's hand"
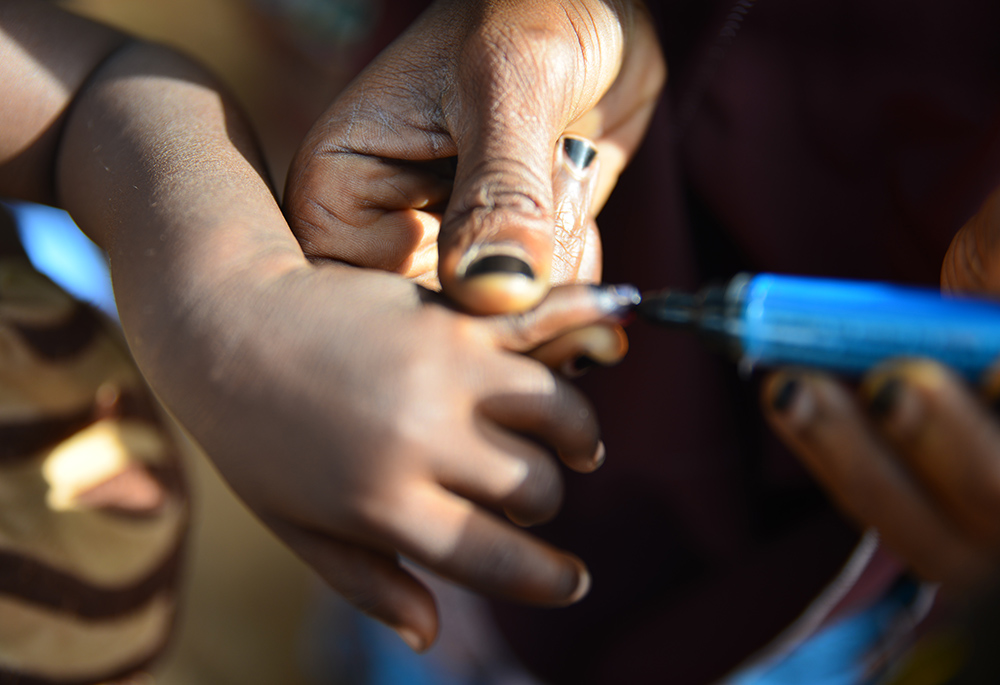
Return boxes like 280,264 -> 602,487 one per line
44,20 -> 641,655
284,0 -> 664,314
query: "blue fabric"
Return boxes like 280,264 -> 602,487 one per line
3,201 -> 117,320
727,580 -> 920,685
355,618 -> 468,685
307,606 -> 474,685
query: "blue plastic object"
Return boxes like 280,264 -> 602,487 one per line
3,201 -> 117,320
733,274 -> 1000,381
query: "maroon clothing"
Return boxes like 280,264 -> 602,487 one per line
491,1 -> 1000,683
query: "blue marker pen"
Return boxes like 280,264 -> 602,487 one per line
635,273 -> 1000,381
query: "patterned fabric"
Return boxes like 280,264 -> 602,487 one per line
0,209 -> 188,685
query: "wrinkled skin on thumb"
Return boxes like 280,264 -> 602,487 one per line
283,0 -> 664,313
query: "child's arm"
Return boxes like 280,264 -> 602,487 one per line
0,1 -> 125,204
1,0 -> 629,650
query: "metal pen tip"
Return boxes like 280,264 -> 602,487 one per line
635,290 -> 699,328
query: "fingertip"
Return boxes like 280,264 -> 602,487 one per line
466,254 -> 536,280
578,439 -> 606,473
763,371 -> 813,425
272,525 -> 442,656
562,556 -> 591,605
395,626 -> 432,653
453,272 -> 547,315
537,324 -> 628,377
486,283 -> 638,355
864,359 -> 955,405
769,373 -> 801,413
593,283 -> 642,315
593,440 -> 607,470
439,241 -> 548,313
570,568 -> 592,604
558,135 -> 599,180
543,553 -> 592,606
527,551 -> 592,607
558,435 -> 606,474
862,369 -> 906,421
388,590 -> 440,654
877,358 -> 955,388
863,359 -> 965,440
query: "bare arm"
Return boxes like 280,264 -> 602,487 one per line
0,0 -> 126,203
1,3 -> 629,649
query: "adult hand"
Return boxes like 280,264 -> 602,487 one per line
284,0 -> 665,314
759,187 -> 1000,592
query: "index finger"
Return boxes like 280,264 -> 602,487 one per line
483,282 -> 639,354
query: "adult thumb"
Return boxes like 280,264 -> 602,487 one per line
436,3 -> 620,315
439,130 -> 586,315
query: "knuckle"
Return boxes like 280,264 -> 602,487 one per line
449,166 -> 550,224
502,309 -> 543,348
339,576 -> 390,617
349,487 -> 402,535
461,21 -> 575,95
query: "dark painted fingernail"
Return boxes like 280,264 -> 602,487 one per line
772,376 -> 800,412
560,355 -> 598,378
464,254 -> 535,280
562,136 -> 597,173
869,377 -> 903,419
594,283 -> 641,315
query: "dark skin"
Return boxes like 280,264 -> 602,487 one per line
11,0 -> 1000,660
760,192 -> 1000,593
1,0 -> 640,652
279,0 -> 665,645
284,0 -> 666,312
285,0 -> 1000,648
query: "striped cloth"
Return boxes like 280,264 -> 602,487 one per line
0,210 -> 188,685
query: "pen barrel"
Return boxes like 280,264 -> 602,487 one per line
730,273 -> 1000,381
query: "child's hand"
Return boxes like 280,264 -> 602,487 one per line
152,265 -> 636,652
35,22 -> 639,653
